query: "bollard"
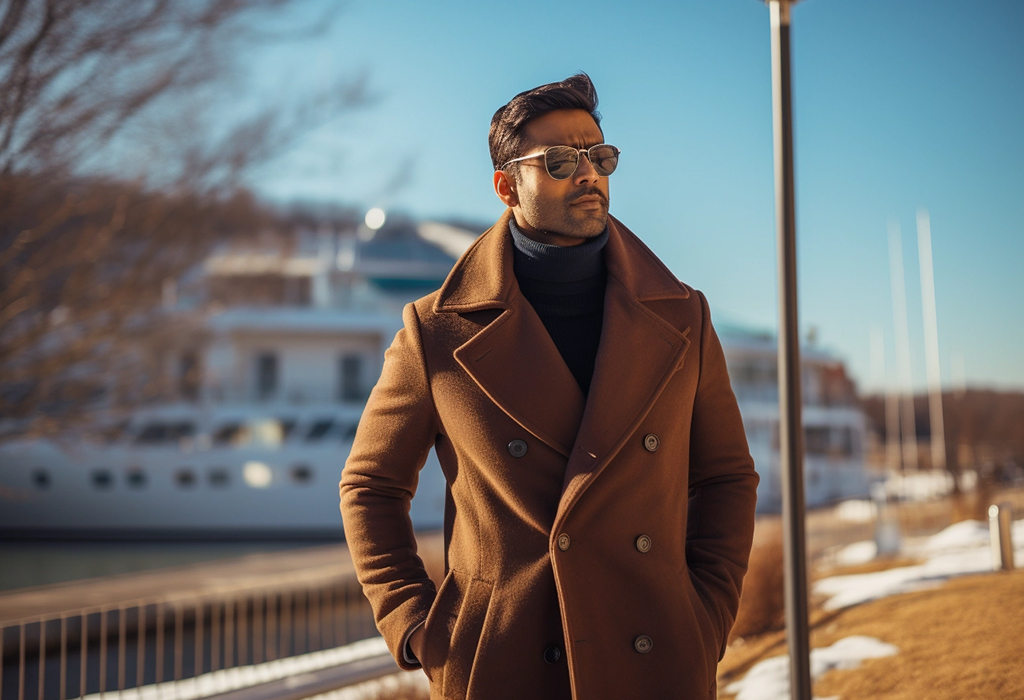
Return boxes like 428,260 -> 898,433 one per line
988,502 -> 1015,571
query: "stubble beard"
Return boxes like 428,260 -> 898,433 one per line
520,188 -> 609,241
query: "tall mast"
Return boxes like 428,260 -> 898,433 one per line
888,221 -> 918,471
917,209 -> 946,471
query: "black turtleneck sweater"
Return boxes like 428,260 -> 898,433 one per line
509,219 -> 608,396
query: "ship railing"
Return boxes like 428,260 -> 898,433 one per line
0,577 -> 396,700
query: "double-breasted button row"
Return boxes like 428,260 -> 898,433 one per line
557,533 -> 571,551
643,433 -> 659,452
508,439 -> 528,458
542,645 -> 562,664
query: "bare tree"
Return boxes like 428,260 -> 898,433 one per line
0,0 -> 369,439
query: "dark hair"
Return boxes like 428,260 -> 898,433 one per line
489,73 -> 602,174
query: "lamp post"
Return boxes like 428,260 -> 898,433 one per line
764,1 -> 812,698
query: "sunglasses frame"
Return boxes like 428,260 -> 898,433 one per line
499,143 -> 621,180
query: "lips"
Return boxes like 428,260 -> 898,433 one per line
569,191 -> 607,207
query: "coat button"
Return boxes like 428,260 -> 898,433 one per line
634,635 -> 653,654
508,439 -> 528,458
543,645 -> 562,664
643,434 -> 659,452
557,533 -> 571,551
635,535 -> 652,553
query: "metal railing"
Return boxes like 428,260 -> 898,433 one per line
1,579 -> 378,700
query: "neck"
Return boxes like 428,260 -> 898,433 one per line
509,218 -> 608,283
511,212 -> 597,247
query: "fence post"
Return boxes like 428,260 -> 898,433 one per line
989,502 -> 1015,571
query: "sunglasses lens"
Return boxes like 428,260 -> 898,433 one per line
589,145 -> 619,176
544,146 -> 580,180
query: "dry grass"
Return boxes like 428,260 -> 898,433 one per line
730,519 -> 785,640
809,570 -> 1024,699
719,566 -> 1024,699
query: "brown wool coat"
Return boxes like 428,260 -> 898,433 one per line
339,210 -> 759,700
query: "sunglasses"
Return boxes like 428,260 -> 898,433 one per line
500,144 -> 621,180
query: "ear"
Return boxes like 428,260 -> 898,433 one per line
493,169 -> 519,207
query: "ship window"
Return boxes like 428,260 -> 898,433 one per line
136,423 -> 169,444
278,419 -> 297,440
338,354 -> 366,402
179,352 -> 201,402
306,419 -> 335,442
804,426 -> 831,456
256,352 -> 278,400
172,422 -> 197,439
175,468 -> 197,488
100,421 -> 130,443
32,468 -> 51,490
208,467 -> 230,487
836,427 -> 854,456
92,469 -> 114,489
214,423 -> 251,447
136,421 -> 196,445
290,464 -> 314,484
243,461 -> 273,488
126,469 -> 147,489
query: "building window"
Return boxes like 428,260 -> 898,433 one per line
256,352 -> 278,400
338,354 -> 366,402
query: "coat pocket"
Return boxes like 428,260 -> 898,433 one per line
420,569 -> 459,684
686,572 -> 723,692
442,574 -> 493,700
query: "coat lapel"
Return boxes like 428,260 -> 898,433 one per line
437,210 -> 586,458
453,294 -> 586,458
434,211 -> 692,490
554,217 -> 692,527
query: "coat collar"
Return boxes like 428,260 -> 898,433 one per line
433,209 -> 689,314
440,210 -> 693,521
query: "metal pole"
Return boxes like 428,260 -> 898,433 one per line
767,1 -> 812,698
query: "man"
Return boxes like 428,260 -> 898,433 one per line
340,73 -> 758,700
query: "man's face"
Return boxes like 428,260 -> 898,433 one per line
504,108 -> 610,246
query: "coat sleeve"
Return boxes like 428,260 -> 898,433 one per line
686,290 -> 759,660
339,302 -> 440,670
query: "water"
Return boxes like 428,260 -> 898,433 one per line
0,540 -> 331,593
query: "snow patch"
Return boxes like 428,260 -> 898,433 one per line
835,500 -> 876,523
724,636 -> 899,700
835,540 -> 877,566
83,637 -> 392,700
307,669 -> 429,700
917,519 -> 990,553
816,518 -> 1024,610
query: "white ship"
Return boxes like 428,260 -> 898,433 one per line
720,325 -> 871,513
0,215 -> 868,537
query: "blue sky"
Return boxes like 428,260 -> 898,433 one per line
245,0 -> 1024,393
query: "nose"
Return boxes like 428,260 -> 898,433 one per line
573,149 -> 600,185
